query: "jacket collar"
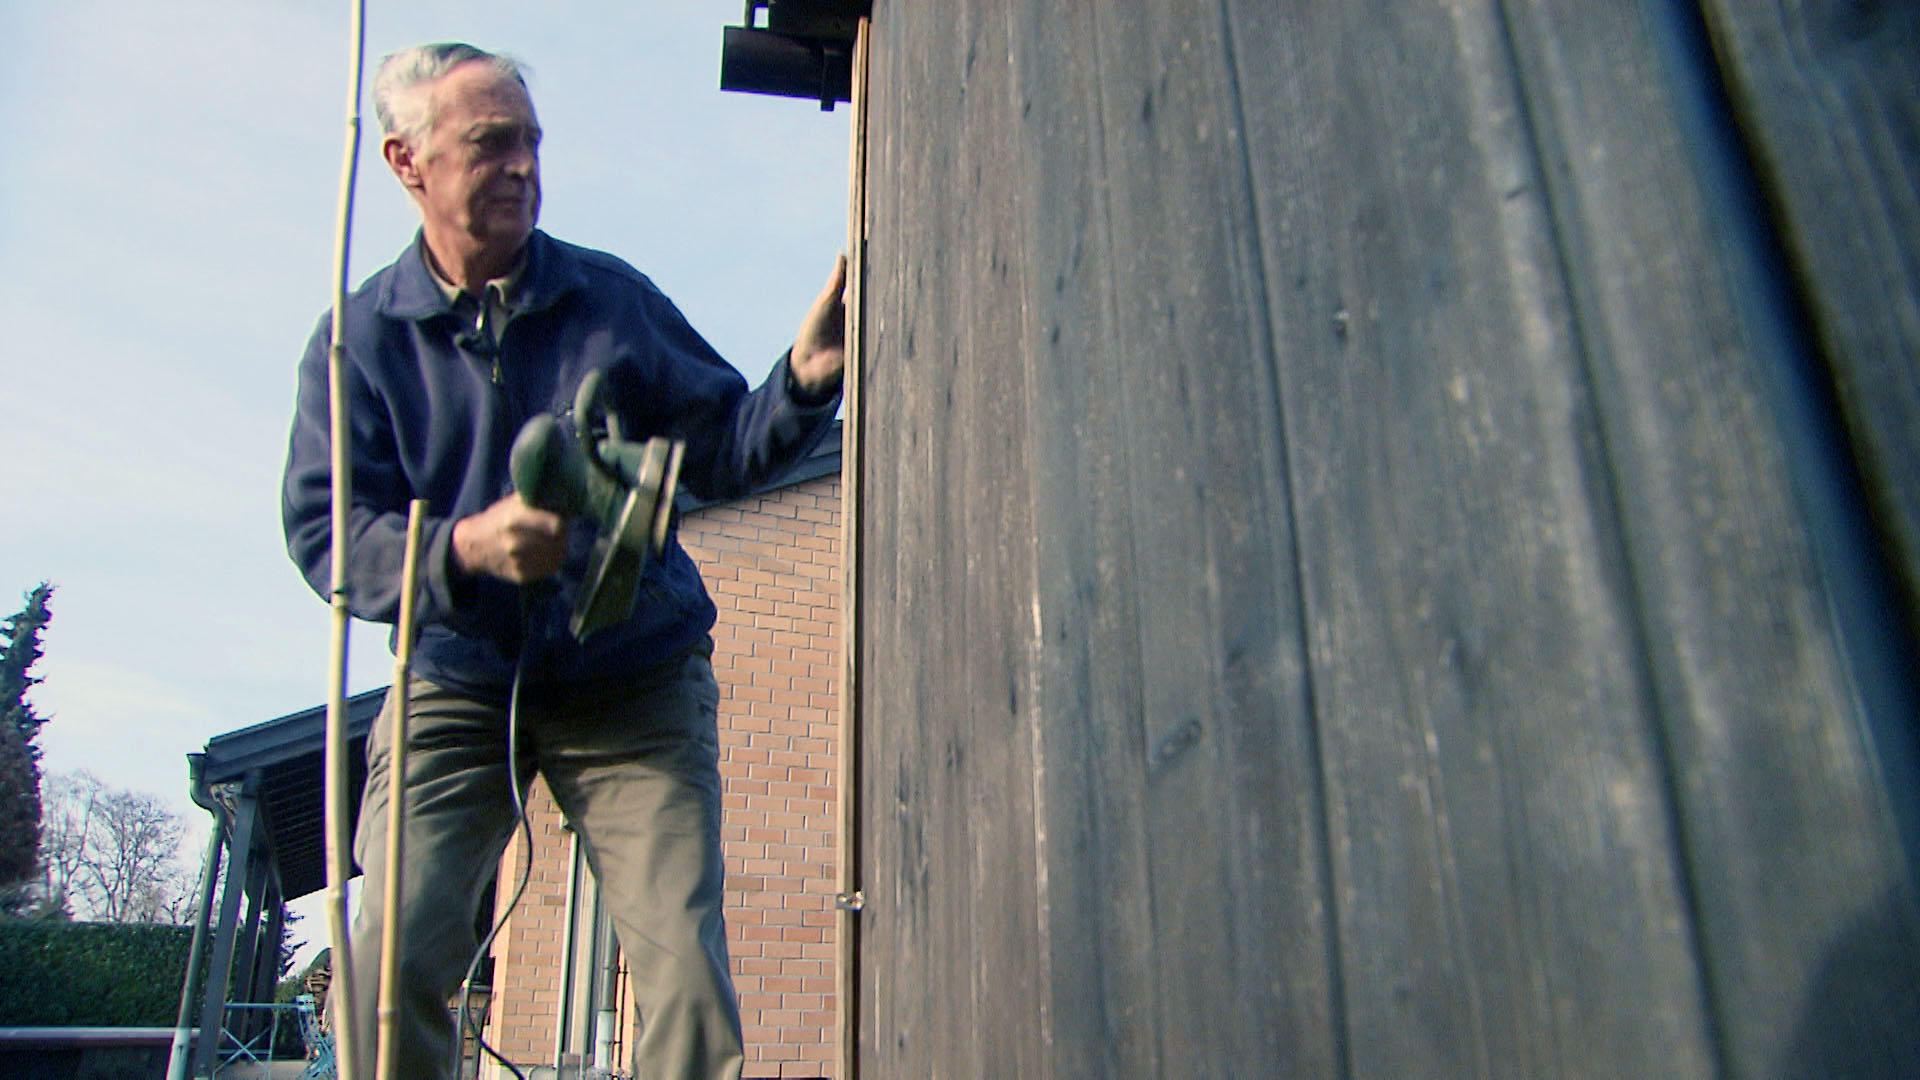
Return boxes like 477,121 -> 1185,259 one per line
378,229 -> 586,321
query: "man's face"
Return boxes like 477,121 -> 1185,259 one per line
401,61 -> 542,252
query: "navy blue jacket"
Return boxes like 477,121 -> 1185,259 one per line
282,230 -> 839,701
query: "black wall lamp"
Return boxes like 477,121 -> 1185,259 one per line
719,0 -> 870,110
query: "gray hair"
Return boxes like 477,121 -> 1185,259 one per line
371,43 -> 528,147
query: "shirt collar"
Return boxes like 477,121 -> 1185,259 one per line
424,245 -> 527,307
381,229 -> 579,322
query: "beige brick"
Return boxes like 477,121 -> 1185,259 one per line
490,472 -> 843,1076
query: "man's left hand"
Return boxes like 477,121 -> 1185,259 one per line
790,255 -> 848,396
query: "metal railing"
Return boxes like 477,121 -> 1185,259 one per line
210,996 -> 332,1078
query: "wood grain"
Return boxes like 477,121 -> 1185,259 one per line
852,1 -> 1920,1076
1697,0 -> 1920,618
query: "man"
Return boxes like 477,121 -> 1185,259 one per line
281,42 -> 844,1080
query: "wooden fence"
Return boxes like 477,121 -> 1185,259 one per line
848,2 -> 1918,1076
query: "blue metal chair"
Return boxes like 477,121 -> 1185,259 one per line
215,1002 -> 283,1068
294,994 -> 336,1079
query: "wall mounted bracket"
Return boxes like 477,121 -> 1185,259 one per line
719,0 -> 870,110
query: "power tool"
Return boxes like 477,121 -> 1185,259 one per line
508,369 -> 685,642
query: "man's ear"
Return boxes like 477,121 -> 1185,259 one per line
383,135 -> 423,194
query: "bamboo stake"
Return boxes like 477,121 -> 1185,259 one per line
835,17 -> 872,1080
376,500 -> 426,1080
323,3 -> 369,1078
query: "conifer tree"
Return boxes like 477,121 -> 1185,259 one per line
0,583 -> 54,891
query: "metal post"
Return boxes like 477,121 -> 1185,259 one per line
552,831 -> 584,1071
166,805 -> 228,1080
230,849 -> 270,1048
591,897 -> 618,1075
249,871 -> 289,1030
194,788 -> 259,1076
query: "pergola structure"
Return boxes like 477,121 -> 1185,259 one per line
175,689 -> 382,1076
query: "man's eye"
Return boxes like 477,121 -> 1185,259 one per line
471,130 -> 536,156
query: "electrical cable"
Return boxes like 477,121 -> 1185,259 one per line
449,594 -> 543,1080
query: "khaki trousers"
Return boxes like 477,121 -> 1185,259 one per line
349,643 -> 744,1080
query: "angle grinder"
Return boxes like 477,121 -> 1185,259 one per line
508,369 -> 684,642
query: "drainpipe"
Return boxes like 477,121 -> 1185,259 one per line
552,831 -> 582,1073
591,898 -> 618,1075
167,755 -> 228,1080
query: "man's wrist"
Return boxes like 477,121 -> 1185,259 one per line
450,515 -> 478,576
785,355 -> 842,407
443,520 -> 479,606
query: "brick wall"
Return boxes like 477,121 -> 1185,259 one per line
486,472 -> 842,1079
487,781 -> 572,1060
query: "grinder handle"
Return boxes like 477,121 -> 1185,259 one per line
509,414 -> 593,518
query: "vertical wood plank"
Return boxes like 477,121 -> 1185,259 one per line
1488,2 -> 1920,1074
1227,2 -> 1718,1075
1000,6 -> 1159,1074
854,1 -> 1919,1077
858,3 -> 1046,1075
944,2 -> 1047,1074
1694,0 -> 1920,611
853,5 -> 926,1071
1001,6 -> 1168,1073
1070,2 -> 1343,1074
835,19 -> 870,1080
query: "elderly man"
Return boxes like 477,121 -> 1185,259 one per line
282,42 -> 844,1080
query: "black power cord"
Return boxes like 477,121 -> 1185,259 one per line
448,592 -> 546,1080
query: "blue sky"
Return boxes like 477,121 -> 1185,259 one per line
0,0 -> 850,898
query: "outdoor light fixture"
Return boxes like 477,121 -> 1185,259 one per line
720,0 -> 869,110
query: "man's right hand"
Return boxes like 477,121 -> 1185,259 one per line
452,493 -> 568,583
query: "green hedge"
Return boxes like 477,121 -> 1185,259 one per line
0,921 -> 194,1026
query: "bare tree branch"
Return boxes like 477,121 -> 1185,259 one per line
37,770 -> 192,922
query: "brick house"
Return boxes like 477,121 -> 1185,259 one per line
481,429 -> 844,1079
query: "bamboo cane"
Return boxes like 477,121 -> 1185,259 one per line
323,2 -> 369,1078
375,500 -> 426,1080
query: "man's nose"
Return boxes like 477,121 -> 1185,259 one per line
505,141 -> 537,177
